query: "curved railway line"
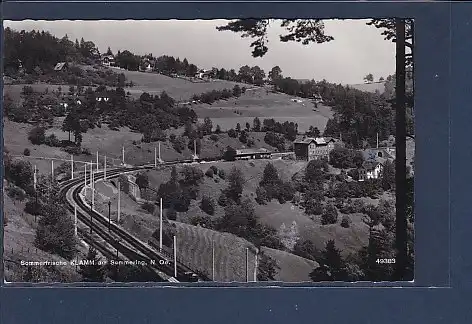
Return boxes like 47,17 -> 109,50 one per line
59,157 -> 221,283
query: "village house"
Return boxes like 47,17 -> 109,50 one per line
293,136 -> 341,161
195,69 -> 212,79
358,161 -> 384,181
95,91 -> 111,102
362,147 -> 395,163
235,148 -> 272,160
101,54 -> 115,67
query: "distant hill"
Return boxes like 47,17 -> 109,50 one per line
347,81 -> 386,94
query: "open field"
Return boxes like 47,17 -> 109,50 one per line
88,179 -> 318,282
108,67 -> 249,101
193,87 -> 333,133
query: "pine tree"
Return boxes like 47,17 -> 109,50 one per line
310,240 -> 348,281
79,246 -> 107,282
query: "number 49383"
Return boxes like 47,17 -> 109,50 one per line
376,258 -> 396,264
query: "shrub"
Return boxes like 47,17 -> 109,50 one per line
218,192 -> 229,207
28,126 -> 46,145
142,202 -> 155,214
205,168 -> 214,178
228,129 -> 237,138
166,208 -> 177,221
7,186 -> 26,202
23,148 -> 31,156
218,169 -> 226,179
24,200 -> 43,215
223,146 -> 237,161
341,216 -> 351,228
200,196 -> 216,215
210,165 -> 218,174
210,134 -> 219,142
321,204 -> 338,225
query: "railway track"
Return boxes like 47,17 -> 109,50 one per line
60,157 -> 220,282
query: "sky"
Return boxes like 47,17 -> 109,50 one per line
4,19 -> 395,85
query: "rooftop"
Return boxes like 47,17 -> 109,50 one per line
235,148 -> 271,155
293,137 -> 337,145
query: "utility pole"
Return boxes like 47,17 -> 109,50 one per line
246,247 -> 249,283
159,197 -> 163,252
394,18 -> 407,281
74,205 -> 78,237
84,163 -> 87,194
173,235 -> 177,278
51,160 -> 54,183
376,132 -> 379,149
254,248 -> 258,282
154,146 -> 157,167
90,162 -> 94,209
96,151 -> 99,173
212,240 -> 215,281
108,200 -> 112,232
122,146 -> 125,166
117,181 -> 121,223
33,165 -> 37,191
104,155 -> 107,180
71,155 -> 74,180
158,141 -> 163,163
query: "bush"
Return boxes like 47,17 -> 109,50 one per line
44,134 -> 61,147
200,196 -> 216,215
210,134 -> 219,142
24,200 -> 43,215
341,216 -> 351,228
23,148 -> 31,156
218,169 -> 226,179
7,186 -> 26,202
321,204 -> 338,225
228,129 -> 237,138
218,192 -> 229,207
205,168 -> 214,178
166,208 -> 177,221
210,165 -> 218,174
28,126 -> 46,145
223,146 -> 237,161
142,202 -> 155,214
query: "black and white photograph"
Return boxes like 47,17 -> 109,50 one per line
2,19 -> 414,284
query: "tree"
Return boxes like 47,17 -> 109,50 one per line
381,160 -> 395,191
253,117 -> 261,132
135,172 -> 149,194
310,240 -> 348,281
202,117 -> 213,135
28,126 -> 46,145
223,146 -> 237,161
217,19 -> 334,57
236,123 -> 241,133
321,204 -> 338,225
268,66 -> 283,84
215,124 -> 222,134
226,167 -> 245,203
250,65 -> 266,85
79,246 -> 107,282
200,196 -> 216,215
293,239 -> 318,260
245,122 -> 251,132
239,130 -> 248,144
257,252 -> 280,281
233,84 -> 242,97
237,65 -> 253,83
364,73 -> 374,83
35,202 -> 77,260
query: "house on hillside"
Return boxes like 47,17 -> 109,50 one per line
95,91 -> 111,102
293,137 -> 341,161
54,62 -> 68,71
362,147 -> 395,163
195,69 -> 212,79
312,94 -> 323,104
358,161 -> 384,181
235,148 -> 272,160
101,54 -> 115,67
